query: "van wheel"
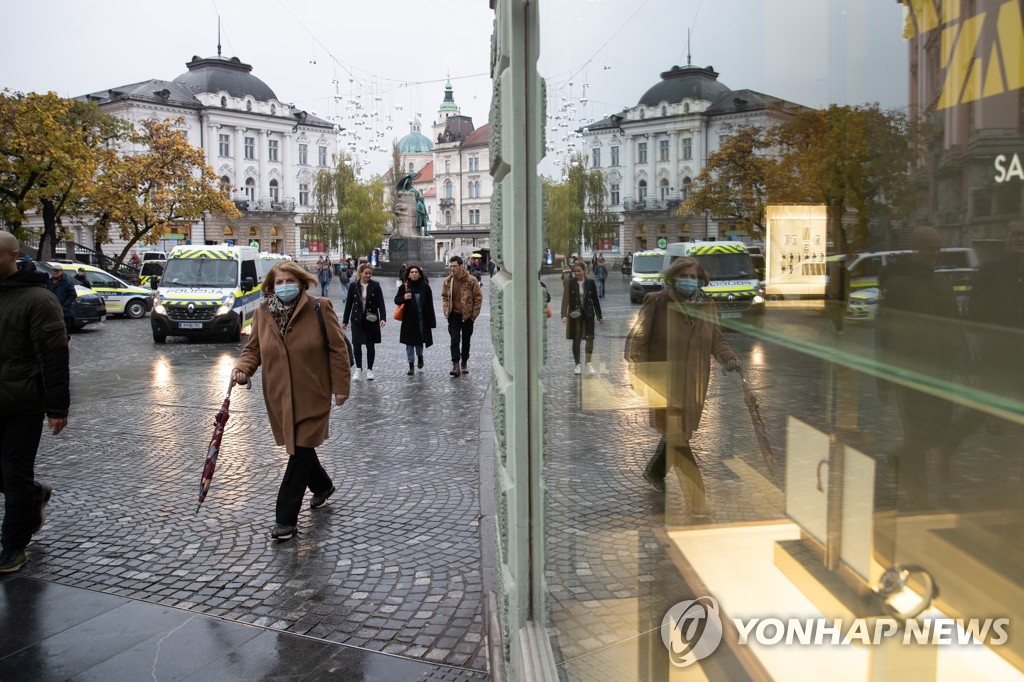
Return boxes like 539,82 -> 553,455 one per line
125,299 -> 147,319
630,294 -> 640,304
153,332 -> 166,344
229,323 -> 241,343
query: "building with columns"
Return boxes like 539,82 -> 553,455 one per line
79,50 -> 338,258
580,64 -> 805,256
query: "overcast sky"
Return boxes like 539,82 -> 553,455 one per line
1,0 -> 907,175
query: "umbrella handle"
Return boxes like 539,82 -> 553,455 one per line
227,376 -> 251,397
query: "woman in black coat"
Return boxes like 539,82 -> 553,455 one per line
394,264 -> 436,375
561,261 -> 603,376
342,263 -> 387,380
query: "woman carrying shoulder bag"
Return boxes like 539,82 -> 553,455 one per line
342,263 -> 386,381
561,261 -> 603,376
394,264 -> 436,375
232,261 -> 351,541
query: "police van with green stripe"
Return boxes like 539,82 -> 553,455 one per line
150,245 -> 264,343
663,241 -> 765,327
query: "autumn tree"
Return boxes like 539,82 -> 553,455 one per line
682,125 -> 786,234
770,104 -> 924,252
302,154 -> 391,258
0,90 -> 125,259
544,154 -> 613,256
88,117 -> 240,267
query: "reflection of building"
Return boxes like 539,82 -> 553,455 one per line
388,82 -> 492,260
580,63 -> 805,255
902,0 -> 1024,261
78,47 -> 337,257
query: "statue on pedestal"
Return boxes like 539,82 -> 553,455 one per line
393,172 -> 430,237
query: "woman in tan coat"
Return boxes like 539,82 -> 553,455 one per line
232,261 -> 351,540
626,257 -> 739,515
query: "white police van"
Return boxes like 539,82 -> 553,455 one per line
150,245 -> 263,343
663,241 -> 765,327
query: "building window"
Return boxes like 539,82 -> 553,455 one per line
469,209 -> 480,224
318,146 -> 328,166
269,179 -> 279,202
661,105 -> 668,117
718,134 -> 730,148
610,146 -> 619,166
468,155 -> 479,171
445,180 -> 453,199
445,159 -> 451,174
220,96 -> 227,107
682,176 -> 692,201
468,182 -> 476,199
246,100 -> 253,112
219,134 -> 230,157
219,176 -> 232,197
268,139 -> 279,162
610,183 -> 619,206
445,210 -> 452,226
660,178 -> 669,200
682,137 -> 692,160
244,177 -> 256,201
244,136 -> 255,160
270,104 -> 276,115
298,144 -> 308,165
637,142 -> 647,164
659,139 -> 669,162
592,147 -> 601,168
299,183 -> 309,206
638,179 -> 647,202
408,162 -> 414,173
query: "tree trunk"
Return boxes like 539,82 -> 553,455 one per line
37,199 -> 59,261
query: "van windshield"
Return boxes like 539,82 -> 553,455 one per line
161,258 -> 237,288
692,253 -> 755,281
632,255 -> 664,274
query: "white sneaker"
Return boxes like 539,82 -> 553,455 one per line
586,363 -> 597,376
366,370 -> 375,381
573,364 -> 582,375
352,368 -> 361,380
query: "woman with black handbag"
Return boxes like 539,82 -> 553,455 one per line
561,261 -> 603,376
394,264 -> 436,376
342,263 -> 387,381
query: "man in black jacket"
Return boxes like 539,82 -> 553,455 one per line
0,232 -> 71,573
46,263 -> 77,332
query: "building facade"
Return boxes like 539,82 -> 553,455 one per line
78,50 -> 338,258
580,64 -> 805,256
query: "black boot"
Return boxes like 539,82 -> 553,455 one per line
407,363 -> 414,376
417,355 -> 424,369
642,438 -> 667,492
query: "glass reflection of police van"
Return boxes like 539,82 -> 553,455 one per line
663,241 -> 766,327
628,249 -> 667,303
150,245 -> 263,343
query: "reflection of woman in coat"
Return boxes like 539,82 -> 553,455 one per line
626,257 -> 739,515
561,261 -> 603,376
394,264 -> 436,376
232,261 -> 351,541
342,263 -> 386,380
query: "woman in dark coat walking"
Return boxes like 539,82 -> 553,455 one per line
561,261 -> 603,376
394,264 -> 436,375
342,263 -> 387,381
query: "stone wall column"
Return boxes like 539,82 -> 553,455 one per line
234,127 -> 246,194
258,130 -> 269,201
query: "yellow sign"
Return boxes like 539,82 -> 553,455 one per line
904,0 -> 1024,109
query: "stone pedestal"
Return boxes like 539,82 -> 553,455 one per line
388,235 -> 435,266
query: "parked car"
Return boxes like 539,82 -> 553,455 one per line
34,262 -> 108,330
55,263 -> 154,318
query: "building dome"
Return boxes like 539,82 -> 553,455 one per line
637,65 -> 730,107
173,54 -> 278,102
439,80 -> 459,112
399,118 -> 434,153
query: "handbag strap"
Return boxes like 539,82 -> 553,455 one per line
313,297 -> 330,353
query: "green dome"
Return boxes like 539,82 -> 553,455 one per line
399,119 -> 433,153
439,80 -> 459,112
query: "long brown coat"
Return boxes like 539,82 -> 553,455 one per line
626,289 -> 736,439
235,292 -> 351,455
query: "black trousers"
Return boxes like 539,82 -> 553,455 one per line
448,313 -> 475,364
275,446 -> 332,526
1,413 -> 45,552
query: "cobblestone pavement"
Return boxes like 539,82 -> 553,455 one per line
21,278 -> 491,678
540,272 -> 1024,680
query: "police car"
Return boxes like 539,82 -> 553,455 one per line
60,263 -> 154,318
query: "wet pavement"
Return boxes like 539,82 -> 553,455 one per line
4,271 -> 1021,680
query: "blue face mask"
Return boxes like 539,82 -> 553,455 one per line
276,283 -> 300,302
674,279 -> 700,297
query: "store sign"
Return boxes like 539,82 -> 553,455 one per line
905,0 -> 1024,110
994,153 -> 1024,183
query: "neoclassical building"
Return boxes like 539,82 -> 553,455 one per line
78,49 -> 338,257
580,63 -> 806,255
391,82 -> 492,260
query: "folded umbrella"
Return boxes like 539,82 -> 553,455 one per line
738,369 -> 777,479
196,377 -> 250,514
